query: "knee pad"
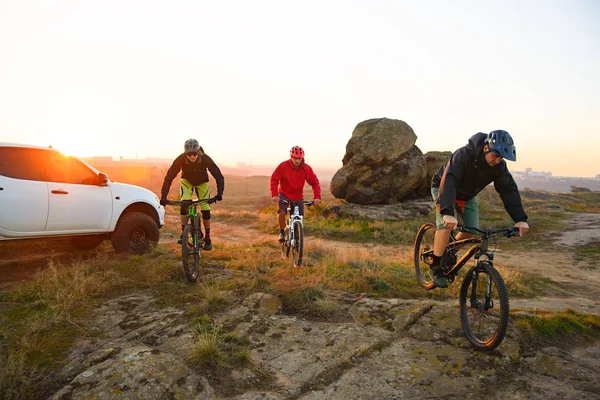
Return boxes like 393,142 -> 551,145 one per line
201,210 -> 211,220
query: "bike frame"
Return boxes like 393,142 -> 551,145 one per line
415,223 -> 518,350
443,237 -> 484,278
443,226 -> 516,279
445,227 -> 518,310
168,197 -> 215,257
286,203 -> 304,248
280,199 -> 313,267
184,201 -> 202,250
167,197 -> 217,282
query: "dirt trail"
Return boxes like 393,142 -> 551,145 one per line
206,213 -> 600,316
2,213 -> 599,315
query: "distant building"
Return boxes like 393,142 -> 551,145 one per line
519,168 -> 552,178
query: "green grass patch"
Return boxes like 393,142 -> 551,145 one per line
188,325 -> 252,368
515,309 -> 600,348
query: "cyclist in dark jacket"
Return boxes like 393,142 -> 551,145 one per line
160,139 -> 224,250
430,130 -> 529,287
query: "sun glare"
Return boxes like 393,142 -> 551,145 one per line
48,141 -> 92,158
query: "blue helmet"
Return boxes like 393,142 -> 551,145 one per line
486,130 -> 516,161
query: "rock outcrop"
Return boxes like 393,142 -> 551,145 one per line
330,118 -> 427,204
50,290 -> 600,400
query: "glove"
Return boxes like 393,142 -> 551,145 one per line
215,194 -> 223,201
160,198 -> 169,206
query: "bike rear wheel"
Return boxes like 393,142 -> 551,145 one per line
414,222 -> 437,290
459,261 -> 509,351
291,223 -> 303,267
182,224 -> 201,282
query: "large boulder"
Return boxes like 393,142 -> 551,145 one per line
414,150 -> 452,198
330,118 -> 426,204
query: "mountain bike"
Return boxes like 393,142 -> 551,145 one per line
281,199 -> 313,267
168,197 -> 217,282
414,223 -> 520,351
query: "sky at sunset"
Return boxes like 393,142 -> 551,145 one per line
1,0 -> 599,177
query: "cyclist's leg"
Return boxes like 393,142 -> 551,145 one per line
430,187 -> 450,287
277,194 -> 288,242
195,183 -> 212,249
455,197 -> 478,241
179,179 -> 195,243
431,187 -> 452,257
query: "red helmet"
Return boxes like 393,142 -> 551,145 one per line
290,146 -> 304,158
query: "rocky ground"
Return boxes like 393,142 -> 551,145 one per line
49,291 -> 600,399
3,213 -> 600,399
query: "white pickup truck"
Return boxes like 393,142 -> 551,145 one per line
0,143 -> 165,254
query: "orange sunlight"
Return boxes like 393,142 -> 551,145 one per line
49,139 -> 94,158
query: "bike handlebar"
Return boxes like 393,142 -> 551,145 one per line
458,225 -> 520,238
168,197 -> 218,206
280,199 -> 314,207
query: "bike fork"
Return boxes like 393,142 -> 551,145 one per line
193,217 -> 201,254
469,270 -> 478,307
485,275 -> 494,309
289,223 -> 295,247
469,269 -> 494,309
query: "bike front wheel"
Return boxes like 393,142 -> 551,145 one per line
414,222 -> 437,290
283,226 -> 291,258
291,223 -> 304,267
459,261 -> 509,351
182,224 -> 201,282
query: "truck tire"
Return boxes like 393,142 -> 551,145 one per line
111,212 -> 159,254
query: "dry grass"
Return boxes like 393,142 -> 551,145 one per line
189,325 -> 225,366
198,281 -> 231,313
34,259 -> 112,315
0,349 -> 40,400
0,247 -> 186,398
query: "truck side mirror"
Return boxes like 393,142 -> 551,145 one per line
98,172 -> 109,186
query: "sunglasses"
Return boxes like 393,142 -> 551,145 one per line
186,152 -> 199,157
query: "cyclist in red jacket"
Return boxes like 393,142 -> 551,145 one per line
270,146 -> 322,242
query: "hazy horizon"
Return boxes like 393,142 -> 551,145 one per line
78,153 -> 598,179
1,1 -> 599,177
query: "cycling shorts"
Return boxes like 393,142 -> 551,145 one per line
278,193 -> 304,216
431,187 -> 478,231
180,179 -> 211,211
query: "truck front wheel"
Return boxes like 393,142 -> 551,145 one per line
111,212 -> 159,254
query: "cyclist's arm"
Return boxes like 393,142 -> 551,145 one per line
205,155 -> 225,197
161,155 -> 184,199
270,163 -> 283,198
304,164 -> 321,200
493,166 -> 528,224
437,148 -> 469,217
